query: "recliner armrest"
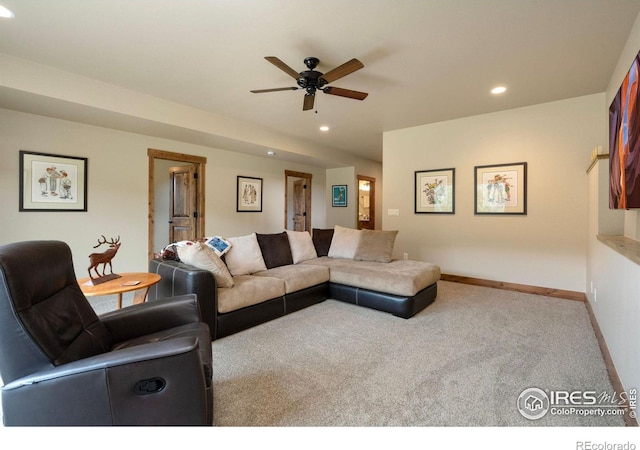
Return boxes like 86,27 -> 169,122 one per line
3,336 -> 200,389
99,294 -> 201,342
2,337 -> 208,426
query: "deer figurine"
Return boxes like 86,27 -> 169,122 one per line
88,235 -> 121,279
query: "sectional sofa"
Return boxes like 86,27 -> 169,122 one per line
148,226 -> 441,340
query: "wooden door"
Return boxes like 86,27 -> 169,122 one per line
169,164 -> 198,243
285,170 -> 312,232
293,179 -> 306,231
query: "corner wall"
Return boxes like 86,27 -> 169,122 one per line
383,94 -> 604,292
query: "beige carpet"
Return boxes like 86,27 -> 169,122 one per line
209,281 -> 624,427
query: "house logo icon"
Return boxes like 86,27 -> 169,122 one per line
517,387 -> 550,420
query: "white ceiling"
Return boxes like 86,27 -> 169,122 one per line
1,0 -> 639,165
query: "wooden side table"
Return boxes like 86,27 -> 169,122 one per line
78,272 -> 161,309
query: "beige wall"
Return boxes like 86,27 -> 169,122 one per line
383,94 -> 604,292
325,161 -> 383,230
587,10 -> 640,399
0,108 -> 328,276
326,167 -> 357,228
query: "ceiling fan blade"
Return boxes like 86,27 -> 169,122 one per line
320,58 -> 364,84
303,93 -> 315,111
323,86 -> 368,100
250,87 -> 298,93
265,56 -> 300,80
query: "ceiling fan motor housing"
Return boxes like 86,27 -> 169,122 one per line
297,70 -> 327,94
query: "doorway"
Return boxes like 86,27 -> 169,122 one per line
285,170 -> 312,232
357,175 -> 375,230
168,164 -> 198,243
148,149 -> 206,261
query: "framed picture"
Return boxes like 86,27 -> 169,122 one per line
414,168 -> 455,214
474,162 -> 527,215
19,150 -> 88,212
237,176 -> 263,212
332,185 -> 347,207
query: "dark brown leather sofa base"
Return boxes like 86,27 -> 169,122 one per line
329,282 -> 437,319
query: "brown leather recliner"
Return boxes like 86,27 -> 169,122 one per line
0,240 -> 213,426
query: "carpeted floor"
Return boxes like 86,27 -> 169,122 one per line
88,280 -> 624,427
207,281 -> 624,427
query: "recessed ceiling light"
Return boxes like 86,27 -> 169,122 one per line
491,86 -> 507,95
319,126 -> 330,132
267,150 -> 276,156
0,5 -> 15,18
0,4 -> 14,18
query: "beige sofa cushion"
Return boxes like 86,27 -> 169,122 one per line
217,275 -> 285,313
253,264 -> 330,294
285,230 -> 318,264
353,229 -> 398,263
224,233 -> 268,276
177,242 -> 234,288
327,225 -> 361,259
303,257 -> 441,297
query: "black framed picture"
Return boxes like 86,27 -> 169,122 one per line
332,185 -> 347,207
414,168 -> 455,214
237,176 -> 263,212
19,150 -> 88,212
474,162 -> 527,215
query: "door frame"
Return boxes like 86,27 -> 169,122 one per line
284,170 -> 312,232
357,174 -> 376,230
148,148 -> 206,261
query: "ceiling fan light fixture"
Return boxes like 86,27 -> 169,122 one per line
491,86 -> 507,95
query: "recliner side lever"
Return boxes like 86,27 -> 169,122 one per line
134,377 -> 166,395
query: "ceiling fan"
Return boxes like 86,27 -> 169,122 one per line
250,56 -> 368,111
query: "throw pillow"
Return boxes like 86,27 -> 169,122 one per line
354,229 -> 399,263
224,233 -> 268,276
328,225 -> 361,259
204,236 -> 232,256
286,230 -> 318,264
256,232 -> 294,269
177,242 -> 234,288
157,243 -> 180,261
312,228 -> 334,257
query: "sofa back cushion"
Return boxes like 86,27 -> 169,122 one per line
312,228 -> 334,257
328,225 -> 361,259
256,232 -> 293,269
225,233 -> 268,276
353,229 -> 399,263
285,230 -> 318,264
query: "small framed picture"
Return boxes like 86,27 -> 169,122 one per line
332,185 -> 347,207
474,162 -> 527,215
19,150 -> 88,212
237,176 -> 263,212
415,168 -> 455,214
